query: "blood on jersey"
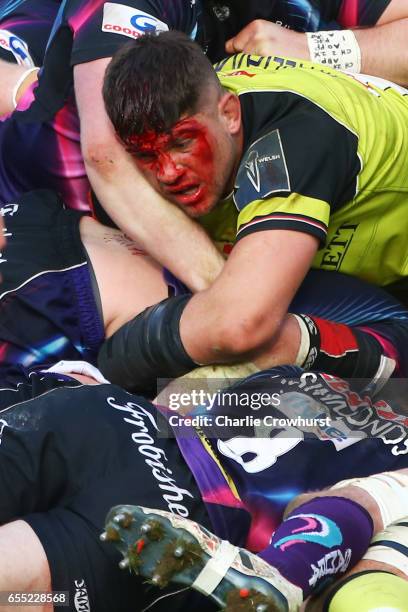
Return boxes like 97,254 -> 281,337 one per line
226,71 -> 256,78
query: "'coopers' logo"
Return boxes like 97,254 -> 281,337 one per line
102,3 -> 169,40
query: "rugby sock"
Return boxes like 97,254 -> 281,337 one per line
295,314 -> 386,378
258,496 -> 373,598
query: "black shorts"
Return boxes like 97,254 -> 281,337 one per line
0,375 -> 212,612
0,189 -> 104,381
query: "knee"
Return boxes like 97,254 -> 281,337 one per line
319,571 -> 408,611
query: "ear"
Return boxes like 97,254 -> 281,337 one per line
218,92 -> 241,135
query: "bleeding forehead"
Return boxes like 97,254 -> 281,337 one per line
127,117 -> 207,153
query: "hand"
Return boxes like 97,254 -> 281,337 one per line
226,20 -> 309,59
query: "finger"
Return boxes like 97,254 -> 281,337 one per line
225,36 -> 238,54
225,23 -> 254,53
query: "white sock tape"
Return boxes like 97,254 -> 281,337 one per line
12,66 -> 39,109
192,539 -> 239,595
363,522 -> 408,577
331,471 -> 408,528
293,314 -> 311,367
306,30 -> 361,72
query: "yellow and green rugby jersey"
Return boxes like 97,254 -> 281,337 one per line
201,54 -> 408,287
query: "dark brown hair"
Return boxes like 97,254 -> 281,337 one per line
103,31 -> 221,145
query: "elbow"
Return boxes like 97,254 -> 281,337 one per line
81,135 -> 122,179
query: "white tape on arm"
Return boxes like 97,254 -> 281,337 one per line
192,540 -> 239,595
306,30 -> 361,72
331,472 -> 408,527
12,66 -> 39,109
293,314 -> 311,367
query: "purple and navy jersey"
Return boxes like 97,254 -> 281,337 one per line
170,366 -> 408,550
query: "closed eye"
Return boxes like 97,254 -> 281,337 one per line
172,138 -> 194,151
133,151 -> 157,163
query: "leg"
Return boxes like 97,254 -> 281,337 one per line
103,504 -> 298,611
79,214 -> 168,337
103,469 -> 408,610
288,269 -> 408,380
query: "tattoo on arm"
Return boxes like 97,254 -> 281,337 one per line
103,232 -> 146,256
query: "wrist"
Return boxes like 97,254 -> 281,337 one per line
306,30 -> 361,72
294,32 -> 310,60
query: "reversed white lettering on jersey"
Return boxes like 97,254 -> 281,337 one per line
0,203 -> 19,217
107,396 -> 194,516
102,3 -> 169,40
74,579 -> 90,612
0,419 -> 7,446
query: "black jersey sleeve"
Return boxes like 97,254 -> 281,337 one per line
19,0 -> 199,122
67,0 -> 199,66
234,91 -> 361,244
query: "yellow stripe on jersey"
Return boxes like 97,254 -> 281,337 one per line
194,427 -> 241,501
237,194 -> 330,238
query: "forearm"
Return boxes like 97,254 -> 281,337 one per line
85,148 -> 224,292
306,21 -> 408,85
97,231 -> 316,391
226,19 -> 408,86
180,294 -> 300,367
353,20 -> 408,85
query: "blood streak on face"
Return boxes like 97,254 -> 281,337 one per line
125,117 -> 218,217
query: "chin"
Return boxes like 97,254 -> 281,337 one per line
177,197 -> 216,219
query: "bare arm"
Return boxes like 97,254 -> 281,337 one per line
74,59 -> 224,292
226,14 -> 408,86
180,229 -> 318,366
354,19 -> 408,85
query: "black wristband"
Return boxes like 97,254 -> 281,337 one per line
97,295 -> 196,393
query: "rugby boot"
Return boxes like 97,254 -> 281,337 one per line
101,505 -> 303,612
